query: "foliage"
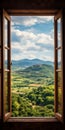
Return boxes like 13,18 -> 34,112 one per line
12,64 -> 54,117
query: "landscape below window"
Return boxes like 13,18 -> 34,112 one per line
11,16 -> 54,117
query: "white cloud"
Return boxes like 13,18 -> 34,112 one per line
12,42 -> 21,50
42,55 -> 54,62
11,16 -> 54,27
12,27 -> 36,41
11,16 -> 54,61
12,27 -> 54,44
22,18 -> 37,26
11,28 -> 54,61
37,33 -> 54,45
11,28 -> 54,51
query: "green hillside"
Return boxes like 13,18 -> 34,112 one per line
24,64 -> 53,72
23,64 -> 54,78
12,64 -> 54,117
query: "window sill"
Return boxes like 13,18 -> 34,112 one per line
8,117 -> 58,122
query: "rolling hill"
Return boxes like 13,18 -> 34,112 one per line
23,64 -> 54,77
17,64 -> 54,82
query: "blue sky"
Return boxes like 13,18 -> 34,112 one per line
11,16 -> 54,61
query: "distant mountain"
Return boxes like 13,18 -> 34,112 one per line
12,59 -> 54,69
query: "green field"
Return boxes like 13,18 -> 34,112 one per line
11,64 -> 54,117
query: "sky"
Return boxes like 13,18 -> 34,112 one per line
11,16 -> 54,61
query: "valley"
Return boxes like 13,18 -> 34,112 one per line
11,59 -> 54,117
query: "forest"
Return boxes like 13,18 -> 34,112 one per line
11,61 -> 54,117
